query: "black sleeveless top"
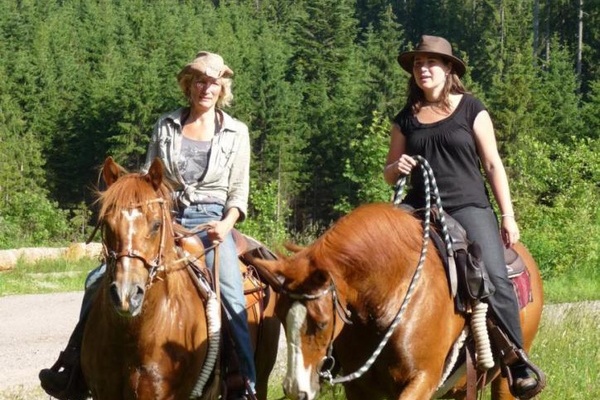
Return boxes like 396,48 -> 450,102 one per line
392,94 -> 491,212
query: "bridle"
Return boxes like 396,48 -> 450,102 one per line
102,197 -> 171,289
280,278 -> 351,382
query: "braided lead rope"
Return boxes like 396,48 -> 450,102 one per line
325,157 -> 457,386
190,293 -> 221,398
394,156 -> 455,295
325,158 -> 434,385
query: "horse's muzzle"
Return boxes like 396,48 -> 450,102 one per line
110,282 -> 145,317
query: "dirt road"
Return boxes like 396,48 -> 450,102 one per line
0,292 -> 82,398
0,291 -> 287,399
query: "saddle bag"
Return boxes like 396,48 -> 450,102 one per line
444,214 -> 496,301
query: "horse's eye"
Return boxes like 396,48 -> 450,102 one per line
149,221 -> 162,234
309,315 -> 329,332
315,320 -> 328,331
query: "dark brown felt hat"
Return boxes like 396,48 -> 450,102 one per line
397,35 -> 466,78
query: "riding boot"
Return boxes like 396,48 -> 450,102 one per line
39,317 -> 89,400
487,319 -> 546,399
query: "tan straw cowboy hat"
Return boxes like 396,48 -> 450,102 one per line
397,35 -> 466,78
177,51 -> 234,82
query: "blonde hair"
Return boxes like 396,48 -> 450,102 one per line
178,73 -> 233,108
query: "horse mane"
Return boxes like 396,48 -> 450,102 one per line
310,203 -> 428,279
97,172 -> 174,222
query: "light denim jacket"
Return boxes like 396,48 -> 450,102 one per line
143,107 -> 250,220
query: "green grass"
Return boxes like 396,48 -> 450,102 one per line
543,264 -> 600,304
0,257 -> 98,296
533,303 -> 600,399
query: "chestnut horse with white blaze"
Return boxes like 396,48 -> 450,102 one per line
255,202 -> 543,400
81,157 -> 280,400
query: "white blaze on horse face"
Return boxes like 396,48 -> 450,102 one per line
122,208 -> 142,249
121,208 -> 142,273
284,302 -> 319,400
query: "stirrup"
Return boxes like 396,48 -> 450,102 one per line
501,349 -> 546,399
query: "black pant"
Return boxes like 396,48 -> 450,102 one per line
450,206 -> 524,348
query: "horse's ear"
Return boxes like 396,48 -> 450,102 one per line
252,258 -> 284,275
146,157 -> 165,191
102,156 -> 124,188
284,242 -> 305,253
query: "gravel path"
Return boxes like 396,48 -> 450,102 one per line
0,292 -> 598,399
0,291 -> 287,399
0,292 -> 82,393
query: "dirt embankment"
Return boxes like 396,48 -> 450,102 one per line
0,243 -> 102,271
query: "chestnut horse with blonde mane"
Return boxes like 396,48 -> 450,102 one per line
256,202 -> 543,400
80,157 -> 280,400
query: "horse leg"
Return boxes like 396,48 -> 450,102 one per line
343,381 -> 384,400
394,374 -> 441,400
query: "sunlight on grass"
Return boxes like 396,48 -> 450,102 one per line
0,384 -> 46,400
543,267 -> 600,303
0,258 -> 97,296
534,304 -> 600,399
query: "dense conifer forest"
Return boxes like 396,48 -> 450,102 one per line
0,0 -> 598,276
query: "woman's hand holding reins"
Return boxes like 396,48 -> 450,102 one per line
390,154 -> 418,178
205,220 -> 233,243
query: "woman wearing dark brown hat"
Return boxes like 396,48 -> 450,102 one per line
39,51 -> 256,400
384,35 -> 545,399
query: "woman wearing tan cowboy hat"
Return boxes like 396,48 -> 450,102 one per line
384,35 -> 545,399
145,50 -> 255,400
40,51 -> 256,400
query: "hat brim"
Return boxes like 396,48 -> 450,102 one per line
177,63 -> 234,82
397,51 -> 466,78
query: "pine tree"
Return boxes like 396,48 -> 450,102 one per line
359,6 -> 408,120
287,0 -> 364,225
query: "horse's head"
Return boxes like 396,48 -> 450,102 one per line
98,156 -> 174,317
257,245 -> 348,400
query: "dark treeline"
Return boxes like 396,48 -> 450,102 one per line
0,0 -> 598,276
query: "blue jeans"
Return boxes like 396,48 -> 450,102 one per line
177,203 -> 256,392
82,263 -> 106,320
450,206 -> 524,347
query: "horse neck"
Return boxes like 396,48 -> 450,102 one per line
331,251 -> 436,325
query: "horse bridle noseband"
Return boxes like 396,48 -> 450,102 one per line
281,278 -> 352,382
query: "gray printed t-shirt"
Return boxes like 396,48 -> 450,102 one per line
178,136 -> 211,184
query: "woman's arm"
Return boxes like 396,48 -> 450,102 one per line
384,123 -> 417,185
142,120 -> 161,174
472,110 -> 520,247
224,125 -> 250,221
